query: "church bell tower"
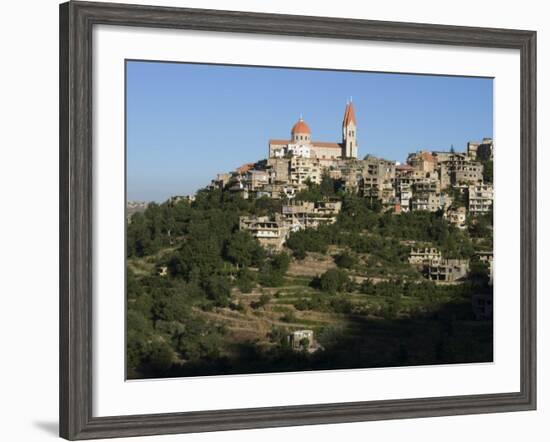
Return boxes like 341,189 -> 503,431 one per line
342,100 -> 357,159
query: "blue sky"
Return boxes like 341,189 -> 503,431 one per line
126,60 -> 493,202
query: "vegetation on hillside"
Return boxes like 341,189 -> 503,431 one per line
126,185 -> 493,379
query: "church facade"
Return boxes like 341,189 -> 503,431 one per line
268,101 -> 358,165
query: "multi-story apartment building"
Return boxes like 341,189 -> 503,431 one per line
359,155 -> 396,202
411,192 -> 453,212
289,157 -> 322,187
282,200 -> 341,230
468,184 -> 494,214
407,151 -> 436,173
413,179 -> 440,195
409,247 -> 442,266
266,158 -> 291,185
426,258 -> 470,282
451,160 -> 484,185
363,154 -> 396,182
467,138 -> 494,161
245,169 -> 269,191
239,215 -> 290,250
435,153 -> 483,186
397,182 -> 412,212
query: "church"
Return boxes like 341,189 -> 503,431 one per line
268,101 -> 358,165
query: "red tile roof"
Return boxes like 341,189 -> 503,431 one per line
291,118 -> 311,134
421,151 -> 435,162
269,139 -> 291,145
236,163 -> 255,174
312,141 -> 342,149
396,164 -> 414,171
343,102 -> 357,127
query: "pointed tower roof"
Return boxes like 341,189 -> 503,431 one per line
343,101 -> 357,127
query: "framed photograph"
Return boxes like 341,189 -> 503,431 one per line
59,1 -> 536,439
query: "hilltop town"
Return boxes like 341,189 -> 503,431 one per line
126,101 -> 494,379
201,101 -> 494,283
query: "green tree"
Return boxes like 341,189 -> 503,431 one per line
271,252 -> 291,273
334,251 -> 357,269
224,231 -> 265,267
299,337 -> 310,351
320,172 -> 336,197
482,160 -> 493,183
204,275 -> 231,307
147,340 -> 174,374
236,267 -> 255,293
318,268 -> 351,293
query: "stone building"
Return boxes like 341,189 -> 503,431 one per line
468,184 -> 494,214
266,158 -> 291,185
208,172 -> 231,190
268,101 -> 358,165
288,330 -> 315,351
360,155 -> 396,202
411,192 -> 452,212
444,206 -> 468,230
413,179 -> 440,195
435,153 -> 483,186
289,156 -> 322,187
282,200 -> 341,230
426,258 -> 470,282
407,150 -> 436,173
467,138 -> 494,161
239,215 -> 290,250
409,247 -> 442,266
395,179 -> 413,212
245,169 -> 269,191
432,151 -> 458,163
451,160 -> 484,185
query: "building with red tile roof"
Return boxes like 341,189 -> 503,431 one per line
269,101 -> 358,164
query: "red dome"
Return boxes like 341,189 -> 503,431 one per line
291,119 -> 311,135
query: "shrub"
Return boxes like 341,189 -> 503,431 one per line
318,268 -> 351,293
334,251 -> 357,269
280,311 -> 297,323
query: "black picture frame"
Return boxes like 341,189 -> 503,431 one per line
59,1 -> 537,439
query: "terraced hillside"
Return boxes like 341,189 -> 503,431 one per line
126,188 -> 493,379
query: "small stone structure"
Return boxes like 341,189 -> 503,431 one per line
288,330 -> 315,351
426,258 -> 469,282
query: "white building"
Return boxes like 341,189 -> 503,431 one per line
268,101 -> 358,165
468,184 -> 494,214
